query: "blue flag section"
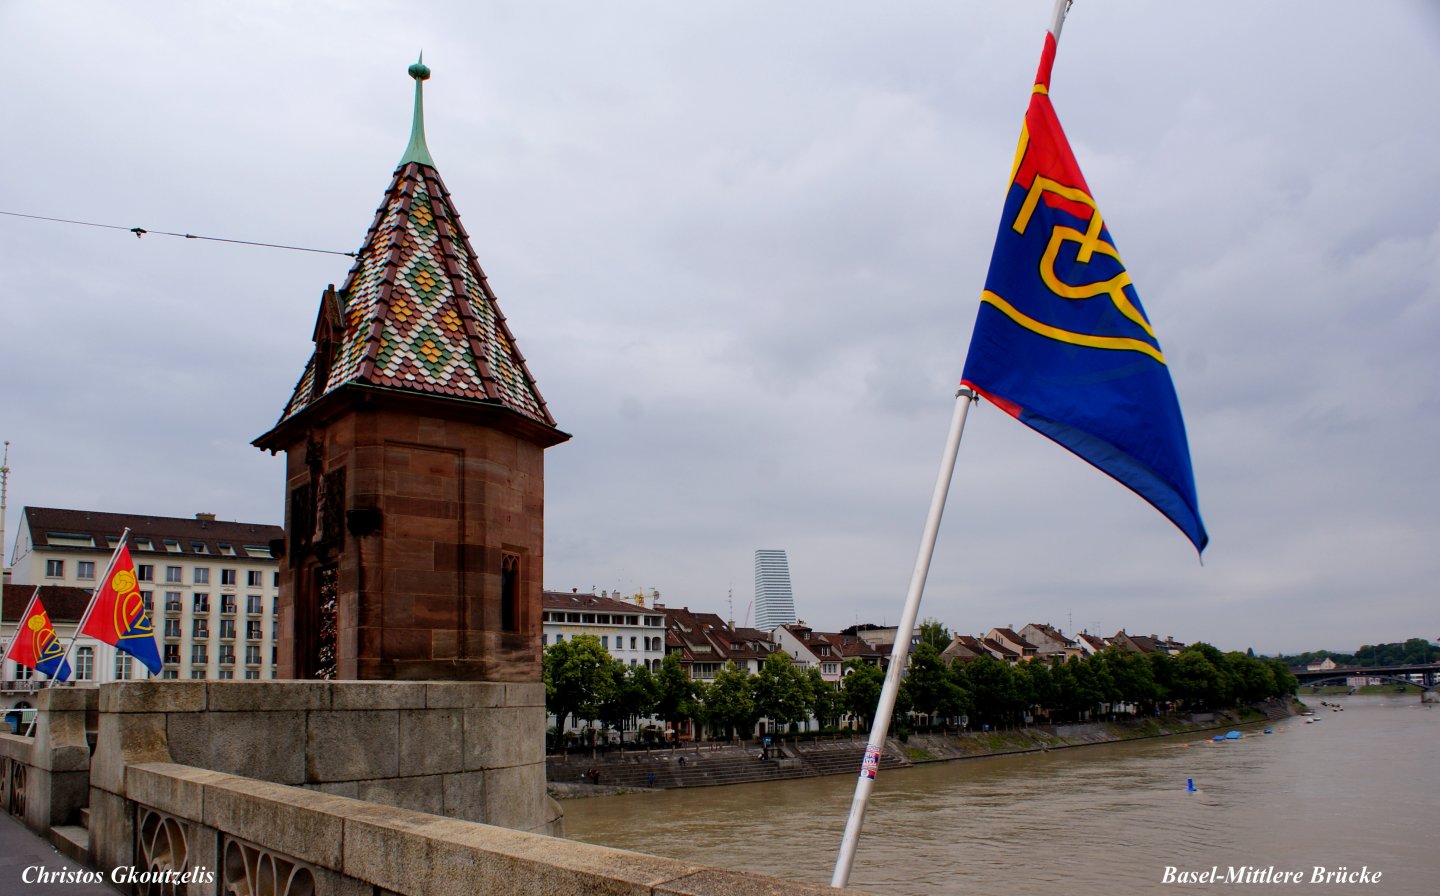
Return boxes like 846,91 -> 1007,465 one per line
960,32 -> 1207,553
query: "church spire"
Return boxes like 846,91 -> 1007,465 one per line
398,53 -> 435,168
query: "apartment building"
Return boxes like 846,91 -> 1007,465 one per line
541,590 -> 667,671
4,507 -> 283,693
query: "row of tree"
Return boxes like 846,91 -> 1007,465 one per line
1275,638 -> 1438,669
542,634 -> 1299,746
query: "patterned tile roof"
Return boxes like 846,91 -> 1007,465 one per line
272,159 -> 556,430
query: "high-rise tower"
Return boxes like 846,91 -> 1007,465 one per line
753,549 -> 797,631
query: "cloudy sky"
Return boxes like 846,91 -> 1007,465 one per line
3,2 -> 1436,656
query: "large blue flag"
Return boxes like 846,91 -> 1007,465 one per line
961,32 -> 1207,553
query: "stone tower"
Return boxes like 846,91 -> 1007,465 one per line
254,59 -> 568,681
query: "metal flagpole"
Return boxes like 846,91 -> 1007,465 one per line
830,2 -> 1073,887
831,387 -> 975,888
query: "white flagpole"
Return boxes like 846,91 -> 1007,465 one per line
57,527 -> 132,682
831,388 -> 975,888
830,3 -> 1073,887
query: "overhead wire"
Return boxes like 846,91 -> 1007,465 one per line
0,209 -> 358,258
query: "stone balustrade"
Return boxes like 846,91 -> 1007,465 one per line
0,686 -> 94,833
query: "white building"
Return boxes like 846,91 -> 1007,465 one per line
753,549 -> 797,631
541,590 -> 667,671
3,507 -> 283,708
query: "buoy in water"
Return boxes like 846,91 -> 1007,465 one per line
1187,778 -> 1196,792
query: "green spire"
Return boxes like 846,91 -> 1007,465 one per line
399,53 -> 435,167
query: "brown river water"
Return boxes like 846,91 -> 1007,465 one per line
563,695 -> 1436,894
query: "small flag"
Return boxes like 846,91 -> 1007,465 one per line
960,32 -> 1207,553
80,544 -> 163,674
4,590 -> 73,681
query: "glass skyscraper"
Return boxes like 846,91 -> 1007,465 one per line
753,549 -> 797,631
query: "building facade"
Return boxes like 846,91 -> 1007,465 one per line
4,507 -> 282,699
541,590 -> 667,671
753,549 -> 796,631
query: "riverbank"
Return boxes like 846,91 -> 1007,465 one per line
547,700 -> 1299,798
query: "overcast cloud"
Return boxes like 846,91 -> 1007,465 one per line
3,1 -> 1437,655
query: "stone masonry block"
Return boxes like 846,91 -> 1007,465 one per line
201,776 -> 349,869
91,711 -> 169,797
205,681 -> 330,712
101,680 -> 207,714
504,682 -> 545,709
398,708 -> 463,776
306,710 -> 399,783
425,681 -> 505,709
480,763 -> 546,832
354,774 -> 444,816
205,711 -> 307,785
125,762 -> 228,822
441,770 -> 484,822
329,681 -> 423,711
87,786 -> 135,873
464,706 -> 541,770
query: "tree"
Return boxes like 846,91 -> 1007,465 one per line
753,652 -> 812,733
961,654 -> 1021,727
598,663 -> 659,743
918,618 -> 952,653
704,662 -> 757,739
543,635 -> 618,743
1171,648 -> 1225,709
806,666 -> 844,729
654,652 -> 698,737
841,660 -> 885,730
902,643 -> 969,725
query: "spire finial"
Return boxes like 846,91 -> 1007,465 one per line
399,52 -> 436,168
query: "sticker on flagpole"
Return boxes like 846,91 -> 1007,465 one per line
860,746 -> 881,780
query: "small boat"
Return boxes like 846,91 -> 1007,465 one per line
1224,731 -> 1242,740
1263,728 -> 1274,734
1211,735 -> 1225,742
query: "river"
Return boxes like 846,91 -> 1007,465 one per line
563,695 -> 1436,894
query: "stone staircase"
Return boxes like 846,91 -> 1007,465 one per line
49,805 -> 89,864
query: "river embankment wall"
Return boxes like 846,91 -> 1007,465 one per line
547,701 -> 1300,798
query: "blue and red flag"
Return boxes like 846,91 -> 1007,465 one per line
4,589 -> 73,681
961,32 -> 1207,553
80,544 -> 163,675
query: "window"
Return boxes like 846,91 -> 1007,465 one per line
219,619 -> 236,639
246,570 -> 262,587
164,619 -> 181,638
141,591 -> 154,612
601,636 -> 609,649
165,592 -> 182,612
191,644 -> 208,664
190,670 -> 207,679
76,647 -> 94,681
77,561 -> 96,580
164,539 -> 181,553
273,572 -> 279,587
194,594 -> 210,613
115,653 -> 133,681
221,569 -> 237,586
193,619 -> 209,637
219,645 -> 234,665
244,670 -> 260,680
163,644 -> 180,664
15,665 -> 32,681
245,645 -> 262,665
246,595 -> 263,614
165,566 -> 183,583
218,669 -> 234,679
194,568 -> 210,585
500,552 -> 520,632
45,559 -> 64,577
191,542 -> 208,554
163,669 -> 179,680
219,543 -> 236,556
221,595 -> 237,614
630,637 -> 637,650
246,621 -> 262,640
137,564 -> 154,582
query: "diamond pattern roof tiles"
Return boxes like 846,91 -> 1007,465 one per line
271,161 -> 556,430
